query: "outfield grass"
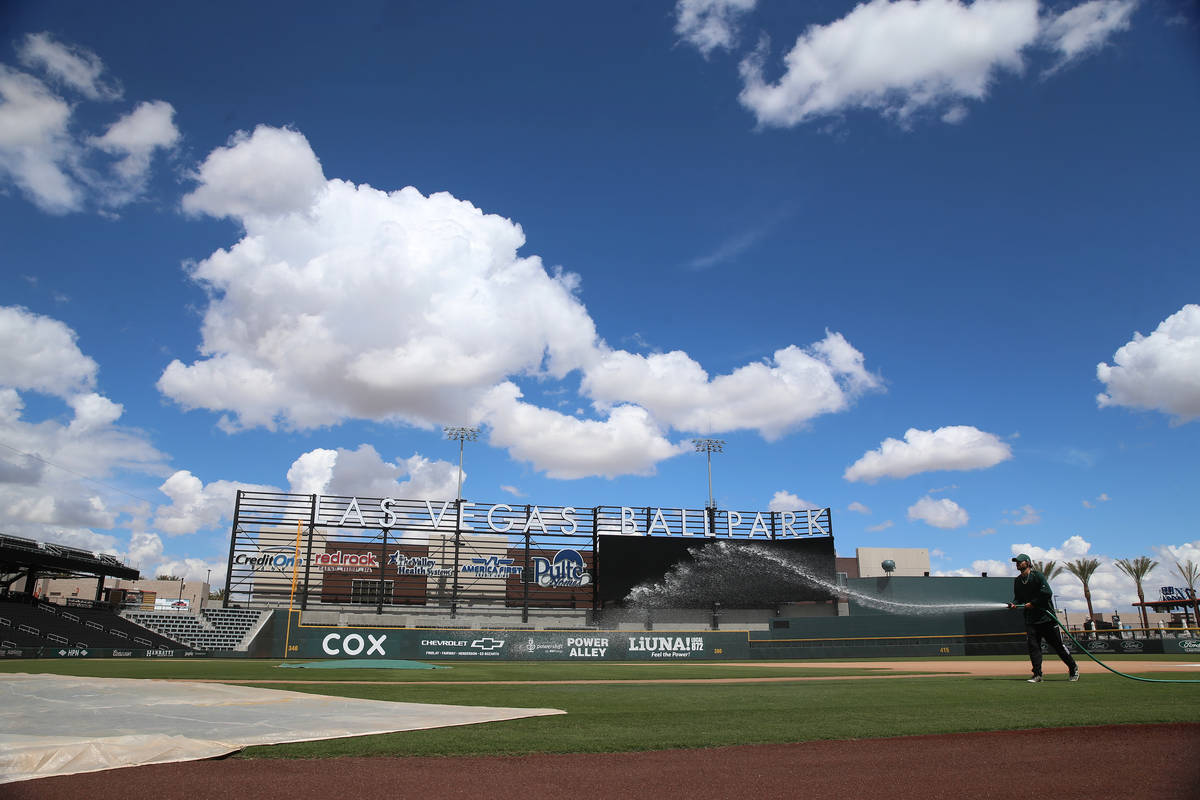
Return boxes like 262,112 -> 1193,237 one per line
241,672 -> 1200,758
5,657 -> 1198,759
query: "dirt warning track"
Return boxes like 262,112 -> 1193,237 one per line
11,724 -> 1200,800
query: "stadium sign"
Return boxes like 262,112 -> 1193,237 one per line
233,548 -> 303,573
389,552 -> 453,576
532,549 -> 591,587
321,633 -> 387,656
316,496 -> 831,538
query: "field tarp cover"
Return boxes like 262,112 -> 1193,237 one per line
0,673 -> 564,784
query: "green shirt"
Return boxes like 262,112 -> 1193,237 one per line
1011,569 -> 1055,625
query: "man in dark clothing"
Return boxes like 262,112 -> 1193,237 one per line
1007,554 -> 1079,683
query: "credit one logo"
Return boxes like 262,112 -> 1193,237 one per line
233,549 -> 303,573
531,549 -> 591,587
321,633 -> 387,656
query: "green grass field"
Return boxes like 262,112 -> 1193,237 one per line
5,656 -> 1198,759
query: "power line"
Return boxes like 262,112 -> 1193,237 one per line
0,440 -> 160,506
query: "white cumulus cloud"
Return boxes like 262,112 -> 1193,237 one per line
477,383 -> 687,480
285,444 -> 459,500
738,0 -> 1040,127
88,100 -> 180,206
163,127 -> 598,434
152,471 -> 277,536
675,0 -> 758,57
0,65 -> 81,213
732,0 -> 1138,129
768,490 -> 820,511
1,36 -> 177,213
907,495 -> 969,529
17,32 -> 122,100
583,332 -> 882,441
181,125 -> 325,221
162,126 -> 881,479
1042,0 -> 1137,66
1097,304 -> 1200,424
844,425 -> 1012,483
0,306 -> 98,396
0,307 -> 167,538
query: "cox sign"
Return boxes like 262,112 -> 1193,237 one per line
321,633 -> 388,656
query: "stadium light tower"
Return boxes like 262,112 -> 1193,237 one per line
444,426 -> 480,502
693,438 -> 725,510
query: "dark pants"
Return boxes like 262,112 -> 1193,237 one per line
1026,622 -> 1077,676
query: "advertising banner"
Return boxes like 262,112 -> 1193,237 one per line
0,647 -> 210,659
278,617 -> 750,661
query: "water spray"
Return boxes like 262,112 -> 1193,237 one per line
624,542 -> 1200,684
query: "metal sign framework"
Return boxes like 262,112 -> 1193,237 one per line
224,490 -> 833,617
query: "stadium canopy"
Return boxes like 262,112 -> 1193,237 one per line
0,533 -> 138,596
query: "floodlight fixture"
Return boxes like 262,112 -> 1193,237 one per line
444,426 -> 480,502
692,438 -> 726,510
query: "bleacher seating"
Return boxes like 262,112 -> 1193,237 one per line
64,603 -> 181,649
0,598 -> 181,650
122,607 -> 267,652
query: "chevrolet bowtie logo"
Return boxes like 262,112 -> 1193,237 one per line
471,637 -> 504,651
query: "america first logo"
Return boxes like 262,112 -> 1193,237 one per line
531,549 -> 591,587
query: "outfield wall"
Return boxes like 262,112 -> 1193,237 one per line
266,609 -> 1020,660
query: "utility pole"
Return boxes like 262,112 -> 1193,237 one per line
443,426 -> 479,617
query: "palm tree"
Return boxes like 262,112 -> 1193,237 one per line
1174,560 -> 1200,628
1034,560 -> 1064,582
1065,558 -> 1102,622
1114,556 -> 1157,629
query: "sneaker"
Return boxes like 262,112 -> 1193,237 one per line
1069,672 -> 1080,682
1027,676 -> 1042,683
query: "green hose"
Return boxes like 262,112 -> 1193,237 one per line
1047,610 -> 1200,684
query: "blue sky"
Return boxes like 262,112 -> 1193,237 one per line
1,0 -> 1197,615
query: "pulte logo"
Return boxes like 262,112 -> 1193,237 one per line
531,549 -> 591,588
321,633 -> 387,656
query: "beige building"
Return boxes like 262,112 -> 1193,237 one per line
35,576 -> 210,611
854,547 -> 931,577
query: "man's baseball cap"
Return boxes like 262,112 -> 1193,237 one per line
1012,553 -> 1031,563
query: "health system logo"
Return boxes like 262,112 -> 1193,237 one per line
532,549 -> 591,587
389,551 -> 453,577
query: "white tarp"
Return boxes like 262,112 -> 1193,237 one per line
0,673 -> 565,784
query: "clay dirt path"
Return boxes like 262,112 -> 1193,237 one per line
10,725 -> 1199,799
